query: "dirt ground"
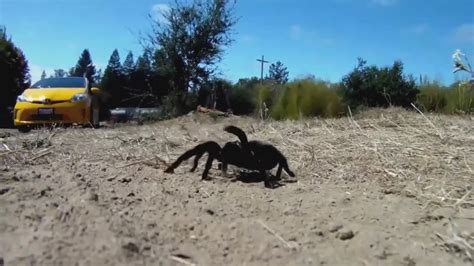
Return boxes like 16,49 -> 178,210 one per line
1,108 -> 473,266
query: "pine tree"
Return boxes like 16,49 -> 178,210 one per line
268,61 -> 289,85
128,51 -> 155,107
123,51 -> 136,77
41,70 -> 47,80
52,69 -> 67,78
105,49 -> 122,73
101,49 -> 125,108
0,26 -> 31,126
70,49 -> 96,83
93,69 -> 103,85
136,52 -> 152,72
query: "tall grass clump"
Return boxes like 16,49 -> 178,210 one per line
444,82 -> 474,114
449,49 -> 474,114
416,81 -> 447,112
271,79 -> 345,120
229,86 -> 256,115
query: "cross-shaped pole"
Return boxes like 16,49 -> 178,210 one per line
257,55 -> 269,83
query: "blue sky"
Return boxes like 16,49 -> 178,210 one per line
1,0 -> 473,84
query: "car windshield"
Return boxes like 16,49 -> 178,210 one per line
31,77 -> 86,88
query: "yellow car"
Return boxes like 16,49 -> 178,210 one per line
14,77 -> 101,132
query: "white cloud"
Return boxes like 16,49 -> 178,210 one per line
370,0 -> 398,6
151,4 -> 171,24
454,24 -> 474,43
402,23 -> 429,36
289,24 -> 334,45
239,34 -> 257,45
411,23 -> 429,35
290,25 -> 304,40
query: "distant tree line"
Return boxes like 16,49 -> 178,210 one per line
1,0 -> 472,128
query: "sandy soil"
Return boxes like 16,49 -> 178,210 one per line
1,108 -> 473,266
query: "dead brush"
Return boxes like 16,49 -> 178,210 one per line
436,218 -> 474,262
240,107 -> 472,261
3,107 -> 471,261
22,127 -> 56,150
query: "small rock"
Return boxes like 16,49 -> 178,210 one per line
12,176 -> 20,181
127,192 -> 135,197
403,256 -> 416,266
314,230 -> 324,236
0,187 -> 10,195
206,209 -> 215,216
329,224 -> 343,233
120,177 -> 132,183
287,241 -> 299,250
88,192 -> 99,201
101,168 -> 107,172
76,173 -> 82,178
122,242 -> 139,254
337,229 -> 355,240
39,187 -> 52,197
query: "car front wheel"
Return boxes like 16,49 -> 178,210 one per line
17,125 -> 31,133
90,100 -> 100,128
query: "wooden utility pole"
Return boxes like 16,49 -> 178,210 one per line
257,55 -> 269,83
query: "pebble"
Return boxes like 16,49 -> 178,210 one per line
337,229 -> 355,240
0,187 -> 10,195
88,192 -> 99,201
329,224 -> 343,233
314,230 -> 324,236
122,242 -> 139,254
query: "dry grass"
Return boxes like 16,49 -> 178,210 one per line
1,107 -> 473,262
2,108 -> 473,209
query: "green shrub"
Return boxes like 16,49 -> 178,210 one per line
416,81 -> 474,114
416,83 -> 447,112
271,79 -> 345,120
342,58 -> 418,108
229,86 -> 256,115
445,83 -> 474,114
229,79 -> 281,116
256,83 -> 280,115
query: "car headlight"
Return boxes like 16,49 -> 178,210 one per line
17,95 -> 29,102
71,93 -> 88,102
